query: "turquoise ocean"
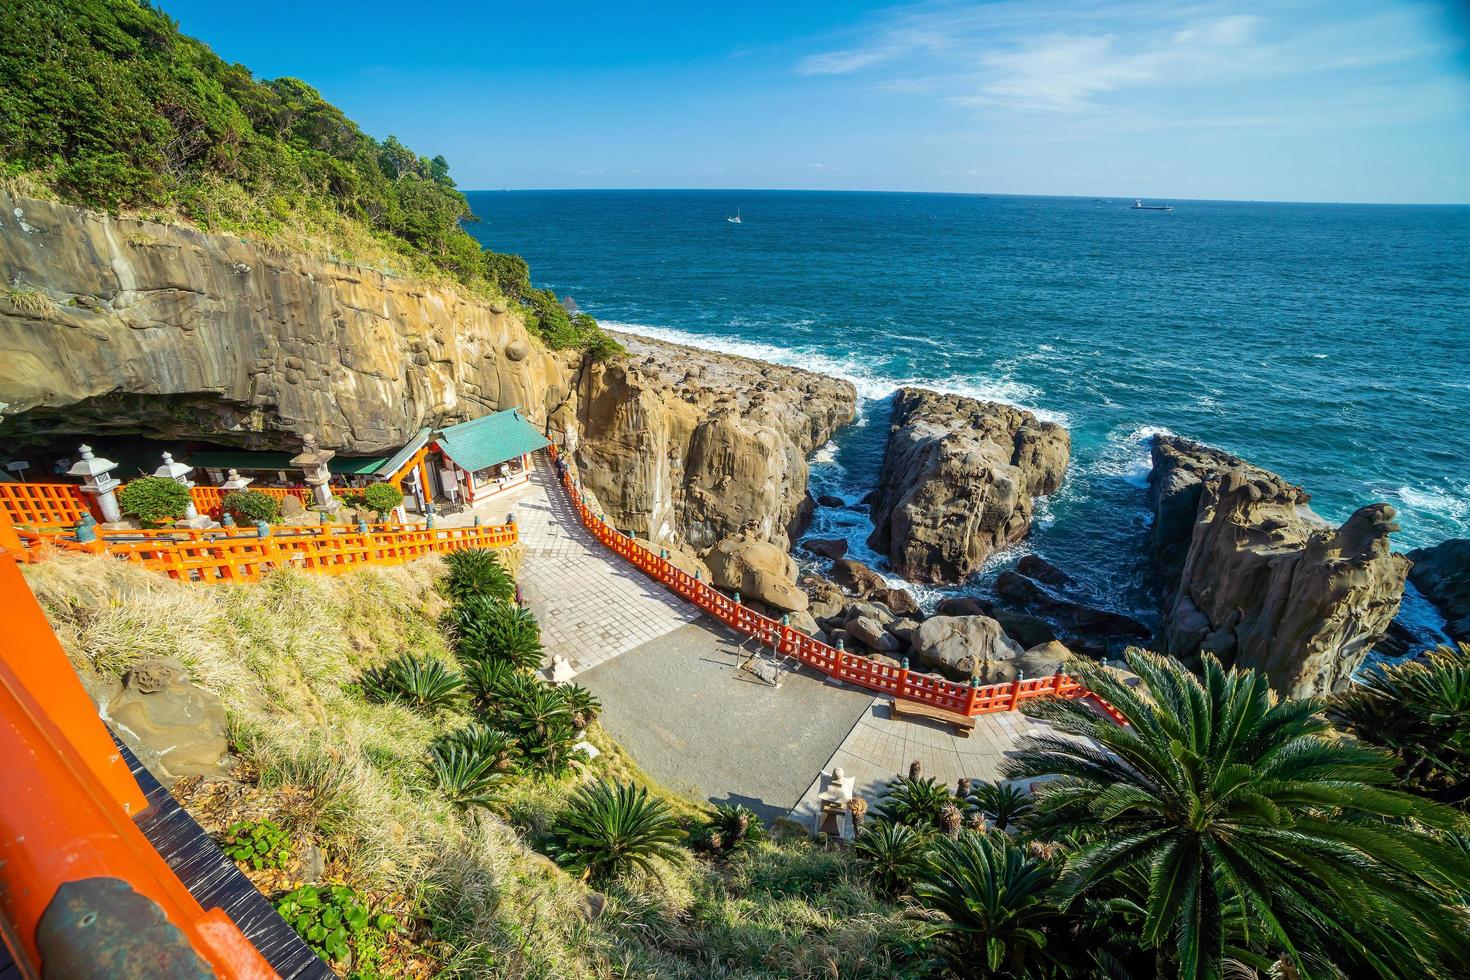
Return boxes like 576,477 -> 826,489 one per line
465,190 -> 1470,641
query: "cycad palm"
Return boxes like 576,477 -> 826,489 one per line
1004,649 -> 1470,980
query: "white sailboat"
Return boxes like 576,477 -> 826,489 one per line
726,207 -> 742,224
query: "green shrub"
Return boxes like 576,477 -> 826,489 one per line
221,488 -> 279,524
853,821 -> 930,899
450,596 -> 542,671
965,781 -> 1034,831
220,818 -> 291,870
361,482 -> 404,516
549,781 -> 683,885
426,739 -> 509,810
360,653 -> 464,714
443,549 -> 515,604
118,476 -> 191,525
434,722 -> 517,773
875,775 -> 955,833
494,682 -> 583,776
701,803 -> 766,854
560,682 -> 601,731
461,657 -> 520,705
274,884 -> 398,965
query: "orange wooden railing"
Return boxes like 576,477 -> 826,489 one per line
548,446 -> 1121,721
12,520 -> 517,584
0,481 -> 312,529
0,552 -> 277,976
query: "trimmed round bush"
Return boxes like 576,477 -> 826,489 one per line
118,476 -> 190,525
361,482 -> 404,515
222,488 -> 279,524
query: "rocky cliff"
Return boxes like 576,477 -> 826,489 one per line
0,193 -> 853,552
1407,538 -> 1470,642
1149,435 -> 1410,697
867,387 -> 1069,583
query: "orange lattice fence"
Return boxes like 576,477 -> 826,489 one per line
0,482 -> 94,527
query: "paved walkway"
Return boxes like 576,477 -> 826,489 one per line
578,622 -> 875,822
789,696 -> 1093,827
447,461 -> 700,675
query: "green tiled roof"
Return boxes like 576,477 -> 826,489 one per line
435,409 -> 549,474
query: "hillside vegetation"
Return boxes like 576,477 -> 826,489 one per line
0,0 -> 617,358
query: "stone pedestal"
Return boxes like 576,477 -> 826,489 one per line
67,445 -> 121,523
812,767 -> 857,840
291,434 -> 339,513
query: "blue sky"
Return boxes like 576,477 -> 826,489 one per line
162,0 -> 1470,203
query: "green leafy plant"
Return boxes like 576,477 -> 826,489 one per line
549,781 -> 683,885
874,774 -> 955,833
965,780 -> 1035,831
913,830 -> 1063,974
1331,643 -> 1470,806
434,722 -> 517,772
427,738 -> 509,809
560,682 -> 601,731
118,476 -> 191,526
701,803 -> 766,854
360,653 -> 464,714
221,488 -> 279,524
274,884 -> 398,965
1007,649 -> 1470,980
361,482 -> 404,516
493,681 -> 584,776
461,656 -> 520,705
220,818 -> 291,870
450,596 -> 542,671
443,550 -> 515,604
852,821 -> 930,899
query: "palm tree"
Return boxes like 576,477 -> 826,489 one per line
966,781 -> 1035,831
912,830 -> 1063,975
549,781 -> 683,885
1004,649 -> 1470,980
852,821 -> 930,899
1331,644 -> 1470,806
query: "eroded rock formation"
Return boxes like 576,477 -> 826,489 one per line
868,387 -> 1069,584
1149,435 -> 1410,697
0,192 -> 854,553
706,531 -> 808,613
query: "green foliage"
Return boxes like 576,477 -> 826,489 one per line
274,884 -> 398,965
220,818 -> 291,870
118,476 -> 191,525
852,821 -> 930,899
490,678 -> 584,776
221,488 -> 279,524
699,803 -> 766,855
560,682 -> 601,731
2,284 -> 56,316
913,831 -> 1062,975
360,653 -> 464,714
426,738 -> 509,810
1332,643 -> 1470,807
460,656 -> 520,706
518,287 -> 624,358
450,596 -> 543,671
443,549 -> 515,605
965,781 -> 1035,831
434,722 -> 517,773
0,0 -> 621,354
360,482 -> 404,516
1007,649 -> 1470,980
874,775 -> 955,833
549,781 -> 683,885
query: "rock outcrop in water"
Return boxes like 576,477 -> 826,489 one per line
1149,435 -> 1410,697
867,387 -> 1069,583
1407,538 -> 1470,641
0,192 -> 854,554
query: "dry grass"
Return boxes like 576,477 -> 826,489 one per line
2,284 -> 58,317
23,554 -> 924,979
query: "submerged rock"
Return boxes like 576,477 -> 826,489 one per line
1407,539 -> 1470,641
802,537 -> 849,560
1149,435 -> 1410,697
994,571 -> 1149,639
867,387 -> 1069,584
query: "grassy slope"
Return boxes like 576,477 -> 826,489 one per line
24,554 -> 922,979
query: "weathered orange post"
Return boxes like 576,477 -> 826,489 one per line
1008,676 -> 1024,711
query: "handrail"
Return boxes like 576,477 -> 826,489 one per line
0,481 -> 311,530
0,552 -> 276,976
12,520 -> 518,584
546,446 -> 1123,722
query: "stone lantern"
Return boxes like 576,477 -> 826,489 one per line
67,445 -> 122,524
290,434 -> 339,513
814,767 -> 857,840
155,452 -> 213,529
219,468 -> 253,492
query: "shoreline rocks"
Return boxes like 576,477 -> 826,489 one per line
1407,539 -> 1470,641
867,387 -> 1069,584
1149,434 -> 1410,697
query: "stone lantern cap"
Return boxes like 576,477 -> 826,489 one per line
289,434 -> 336,469
817,767 -> 855,805
219,468 -> 253,491
153,451 -> 193,483
66,444 -> 117,480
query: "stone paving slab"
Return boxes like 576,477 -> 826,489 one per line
578,622 -> 875,822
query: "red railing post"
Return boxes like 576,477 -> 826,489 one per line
1008,677 -> 1023,711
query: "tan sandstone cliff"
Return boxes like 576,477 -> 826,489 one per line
867,387 -> 1069,583
1149,435 -> 1409,698
0,192 -> 852,552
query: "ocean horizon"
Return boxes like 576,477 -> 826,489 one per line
464,188 -> 1470,642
